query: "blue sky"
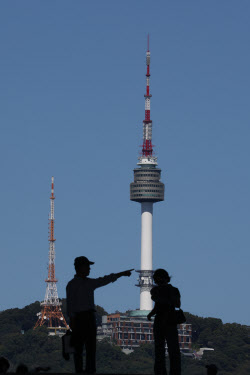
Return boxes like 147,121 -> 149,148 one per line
0,1 -> 250,325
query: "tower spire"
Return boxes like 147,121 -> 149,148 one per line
47,176 -> 56,283
34,177 -> 68,335
142,35 -> 153,158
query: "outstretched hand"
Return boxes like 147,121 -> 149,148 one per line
122,269 -> 134,277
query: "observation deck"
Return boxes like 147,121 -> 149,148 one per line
130,164 -> 165,203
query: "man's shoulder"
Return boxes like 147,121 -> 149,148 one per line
85,277 -> 104,285
66,276 -> 81,287
66,279 -> 73,289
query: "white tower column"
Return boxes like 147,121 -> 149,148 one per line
140,202 -> 153,310
141,202 -> 153,270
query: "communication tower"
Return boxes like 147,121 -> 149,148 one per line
130,37 -> 165,312
34,177 -> 68,335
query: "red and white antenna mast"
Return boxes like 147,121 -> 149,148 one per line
141,34 -> 155,161
34,177 -> 68,335
46,176 -> 57,283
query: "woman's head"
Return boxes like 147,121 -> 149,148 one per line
153,269 -> 171,285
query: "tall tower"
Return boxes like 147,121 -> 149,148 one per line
130,37 -> 165,312
34,177 -> 68,335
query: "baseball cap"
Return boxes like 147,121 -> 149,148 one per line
74,256 -> 95,267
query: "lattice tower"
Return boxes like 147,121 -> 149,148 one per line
34,177 -> 68,335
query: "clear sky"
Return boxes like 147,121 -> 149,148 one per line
0,1 -> 249,325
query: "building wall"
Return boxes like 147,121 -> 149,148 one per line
101,313 -> 192,351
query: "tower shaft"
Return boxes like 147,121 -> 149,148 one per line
140,202 -> 153,310
141,202 -> 153,271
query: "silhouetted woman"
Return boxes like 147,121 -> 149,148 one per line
147,269 -> 181,375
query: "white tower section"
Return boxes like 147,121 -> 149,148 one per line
140,202 -> 153,310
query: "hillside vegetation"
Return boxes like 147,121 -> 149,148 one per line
0,300 -> 249,374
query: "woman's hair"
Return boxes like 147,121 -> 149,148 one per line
153,269 -> 171,283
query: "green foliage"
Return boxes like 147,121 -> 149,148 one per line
95,305 -> 108,326
127,344 -> 154,374
181,355 -> 205,375
0,326 -> 74,373
96,342 -> 154,374
199,323 -> 250,375
183,312 -> 250,375
0,301 -> 41,337
0,302 -> 249,374
0,300 -> 107,373
185,312 -> 223,345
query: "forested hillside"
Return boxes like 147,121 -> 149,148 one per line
0,300 -> 249,374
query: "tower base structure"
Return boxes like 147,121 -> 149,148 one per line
136,270 -> 154,311
139,201 -> 154,311
34,303 -> 68,336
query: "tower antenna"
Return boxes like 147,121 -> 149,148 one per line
34,177 -> 68,335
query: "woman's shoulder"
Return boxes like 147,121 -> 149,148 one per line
150,286 -> 159,295
151,284 -> 180,296
168,284 -> 181,296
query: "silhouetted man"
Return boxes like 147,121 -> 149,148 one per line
206,364 -> 218,375
147,269 -> 181,375
66,256 -> 133,374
